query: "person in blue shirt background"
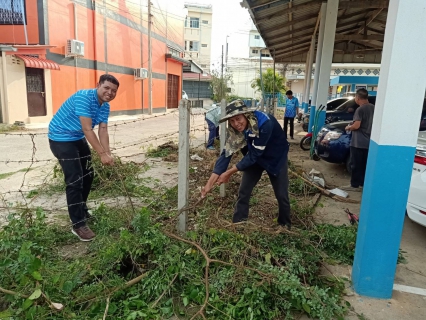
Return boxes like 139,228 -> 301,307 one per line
201,100 -> 291,228
283,90 -> 299,140
205,104 -> 221,150
48,74 -> 119,241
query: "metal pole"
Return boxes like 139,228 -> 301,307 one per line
273,48 -> 276,98
148,1 -> 153,114
103,0 -> 108,74
177,99 -> 190,231
259,49 -> 264,101
20,0 -> 28,45
198,72 -> 200,107
220,99 -> 227,197
140,0 -> 144,114
221,45 -> 224,101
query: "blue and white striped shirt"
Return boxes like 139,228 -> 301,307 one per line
48,89 -> 110,142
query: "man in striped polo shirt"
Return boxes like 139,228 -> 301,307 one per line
48,74 -> 119,241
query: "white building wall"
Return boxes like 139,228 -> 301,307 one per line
184,4 -> 212,71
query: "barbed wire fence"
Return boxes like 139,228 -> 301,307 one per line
0,106 -> 209,231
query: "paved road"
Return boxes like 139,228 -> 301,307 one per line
0,110 -> 206,175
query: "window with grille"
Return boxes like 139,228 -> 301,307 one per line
202,20 -> 208,24
185,17 -> 199,28
0,0 -> 26,25
252,50 -> 259,54
201,44 -> 207,47
254,35 -> 260,39
201,64 -> 207,68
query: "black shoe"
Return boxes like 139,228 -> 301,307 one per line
278,220 -> 291,229
85,210 -> 93,220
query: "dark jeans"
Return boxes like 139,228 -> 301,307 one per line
49,138 -> 94,228
233,161 -> 291,227
206,119 -> 219,148
350,146 -> 369,188
283,117 -> 295,138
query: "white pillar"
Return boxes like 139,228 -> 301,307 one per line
311,2 -> 327,107
304,36 -> 315,112
308,2 -> 327,133
352,0 -> 426,299
302,51 -> 310,104
177,99 -> 190,231
316,0 -> 338,110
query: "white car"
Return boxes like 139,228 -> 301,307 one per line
406,111 -> 426,227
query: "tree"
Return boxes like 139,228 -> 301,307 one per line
210,68 -> 234,102
251,68 -> 287,94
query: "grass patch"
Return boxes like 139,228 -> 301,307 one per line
0,124 -> 26,133
0,168 -> 32,180
146,142 -> 178,159
0,147 -> 406,319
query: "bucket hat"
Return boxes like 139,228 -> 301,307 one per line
219,99 -> 257,123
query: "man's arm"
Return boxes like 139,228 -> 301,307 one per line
80,117 -> 113,165
346,121 -> 361,131
98,123 -> 111,155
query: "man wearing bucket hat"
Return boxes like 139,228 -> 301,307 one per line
201,100 -> 291,228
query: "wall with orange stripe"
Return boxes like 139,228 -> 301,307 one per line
0,0 -> 184,114
46,0 -> 184,114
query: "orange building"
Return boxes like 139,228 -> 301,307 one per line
0,0 -> 187,124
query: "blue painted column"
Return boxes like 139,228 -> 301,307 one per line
352,0 -> 426,299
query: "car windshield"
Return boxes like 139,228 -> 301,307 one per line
334,96 -> 376,111
335,99 -> 357,111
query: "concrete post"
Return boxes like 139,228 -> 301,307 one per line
273,98 -> 277,116
251,99 -> 256,109
312,0 -> 339,137
220,99 -> 227,197
177,99 -> 190,231
308,2 -> 327,133
352,0 -> 426,299
302,51 -> 310,111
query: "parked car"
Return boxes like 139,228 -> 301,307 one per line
314,98 -> 426,227
301,97 -> 355,131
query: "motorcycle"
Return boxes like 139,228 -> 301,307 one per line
299,132 -> 312,151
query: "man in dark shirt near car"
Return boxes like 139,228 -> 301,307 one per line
342,88 -> 375,191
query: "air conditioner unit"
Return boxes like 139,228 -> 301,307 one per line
134,68 -> 148,80
66,39 -> 85,57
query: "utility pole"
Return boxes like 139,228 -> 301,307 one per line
260,49 -> 265,101
273,48 -> 276,98
221,45 -> 224,101
148,1 -> 153,114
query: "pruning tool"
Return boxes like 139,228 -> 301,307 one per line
344,208 -> 359,225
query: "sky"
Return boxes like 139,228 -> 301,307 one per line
180,0 -> 255,69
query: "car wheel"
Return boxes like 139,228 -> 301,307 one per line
299,136 -> 312,151
345,156 -> 352,174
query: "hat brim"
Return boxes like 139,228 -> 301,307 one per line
219,107 -> 257,123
